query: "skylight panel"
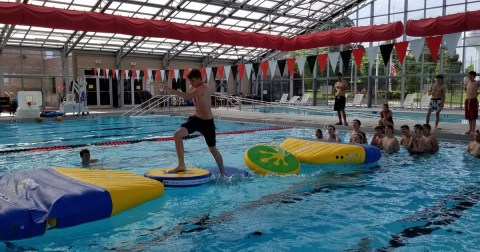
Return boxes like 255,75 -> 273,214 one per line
15,25 -> 32,30
147,0 -> 171,5
169,18 -> 188,24
229,26 -> 246,32
258,0 -> 277,9
44,2 -> 69,9
47,35 -> 68,42
117,3 -> 141,12
246,12 -> 265,20
202,4 -> 224,13
174,11 -> 196,20
184,2 -> 207,11
141,43 -> 158,49
11,33 -> 26,39
114,34 -> 132,39
112,10 -> 135,17
163,38 -> 182,43
134,14 -> 154,19
139,6 -> 161,15
232,10 -> 252,18
106,40 -> 126,46
191,13 -> 213,22
236,20 -> 254,27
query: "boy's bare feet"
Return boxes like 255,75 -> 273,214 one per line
166,166 -> 187,173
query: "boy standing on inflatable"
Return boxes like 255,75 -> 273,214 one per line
159,69 -> 226,176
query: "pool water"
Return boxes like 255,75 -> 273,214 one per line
255,106 -> 477,124
1,116 -> 479,251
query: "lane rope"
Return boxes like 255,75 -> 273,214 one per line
0,126 -> 292,155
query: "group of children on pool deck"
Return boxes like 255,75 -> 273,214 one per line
315,118 -> 480,157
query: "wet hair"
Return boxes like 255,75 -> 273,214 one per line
400,125 -> 409,130
80,149 -> 90,157
315,129 -> 323,138
423,124 -> 431,130
327,125 -> 336,131
375,125 -> 384,131
354,133 -> 364,141
435,74 -> 444,79
336,72 -> 343,77
468,71 -> 477,77
353,119 -> 361,126
414,124 -> 423,130
187,69 -> 202,80
383,104 -> 389,109
385,125 -> 394,131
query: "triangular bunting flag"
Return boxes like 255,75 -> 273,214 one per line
328,52 -> 340,73
96,68 -> 101,76
352,48 -> 365,70
306,55 -> 316,74
245,63 -> 258,79
179,69 -> 184,80
125,70 -> 130,79
174,69 -> 180,80
231,65 -> 238,81
183,69 -> 189,79
145,69 -> 150,81
238,64 -> 245,81
105,69 -> 109,78
252,63 -> 260,78
277,60 -> 287,77
268,59 -> 277,79
260,61 -> 268,78
212,67 -> 218,80
410,38 -> 425,62
200,68 -> 206,81
155,70 -> 160,82
112,69 -> 117,79
340,50 -> 352,72
206,67 -> 212,82
217,66 -> 225,80
296,56 -> 306,75
426,36 -> 443,63
168,69 -> 174,80
224,65 -> 231,81
366,46 -> 379,69
160,70 -> 166,82
101,69 -> 106,76
443,32 -> 461,57
379,44 -> 394,67
394,41 -> 409,65
316,54 -> 328,74
286,58 -> 296,77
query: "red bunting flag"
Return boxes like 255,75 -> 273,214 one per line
183,69 -> 189,79
394,41 -> 409,65
316,54 -> 328,74
260,61 -> 269,77
144,69 -> 148,80
286,58 -> 296,76
112,69 -> 116,79
352,48 -> 365,70
121,69 -> 126,79
238,64 -> 245,81
93,68 -> 98,76
156,69 -> 161,82
169,69 -> 174,80
426,36 -> 443,63
200,68 -> 206,81
217,66 -> 224,80
132,69 -> 136,80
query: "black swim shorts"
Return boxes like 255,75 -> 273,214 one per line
181,116 -> 217,147
334,96 -> 346,111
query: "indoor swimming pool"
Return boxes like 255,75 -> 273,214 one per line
0,115 -> 479,251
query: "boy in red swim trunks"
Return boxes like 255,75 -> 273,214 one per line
464,71 -> 479,134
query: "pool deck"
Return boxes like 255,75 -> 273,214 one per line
0,106 -> 475,142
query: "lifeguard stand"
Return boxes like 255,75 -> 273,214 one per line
59,79 -> 89,115
16,91 -> 42,119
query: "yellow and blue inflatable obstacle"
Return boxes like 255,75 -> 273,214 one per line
0,168 -> 164,241
280,138 -> 381,165
244,145 -> 300,175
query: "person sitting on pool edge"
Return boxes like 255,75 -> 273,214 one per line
378,104 -> 394,129
80,148 -> 98,167
466,129 -> 480,157
315,128 -> 324,140
159,69 -> 226,176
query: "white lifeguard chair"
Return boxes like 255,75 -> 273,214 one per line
15,91 -> 42,119
59,80 -> 89,115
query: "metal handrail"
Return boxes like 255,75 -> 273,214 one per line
122,95 -> 174,116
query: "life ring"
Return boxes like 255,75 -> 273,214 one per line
244,145 -> 300,175
144,167 -> 212,187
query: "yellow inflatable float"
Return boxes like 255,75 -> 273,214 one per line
279,138 -> 381,165
244,145 -> 300,175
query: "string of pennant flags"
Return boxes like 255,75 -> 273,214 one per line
91,32 -> 461,82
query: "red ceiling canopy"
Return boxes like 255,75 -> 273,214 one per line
0,2 -> 404,51
406,10 -> 480,37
